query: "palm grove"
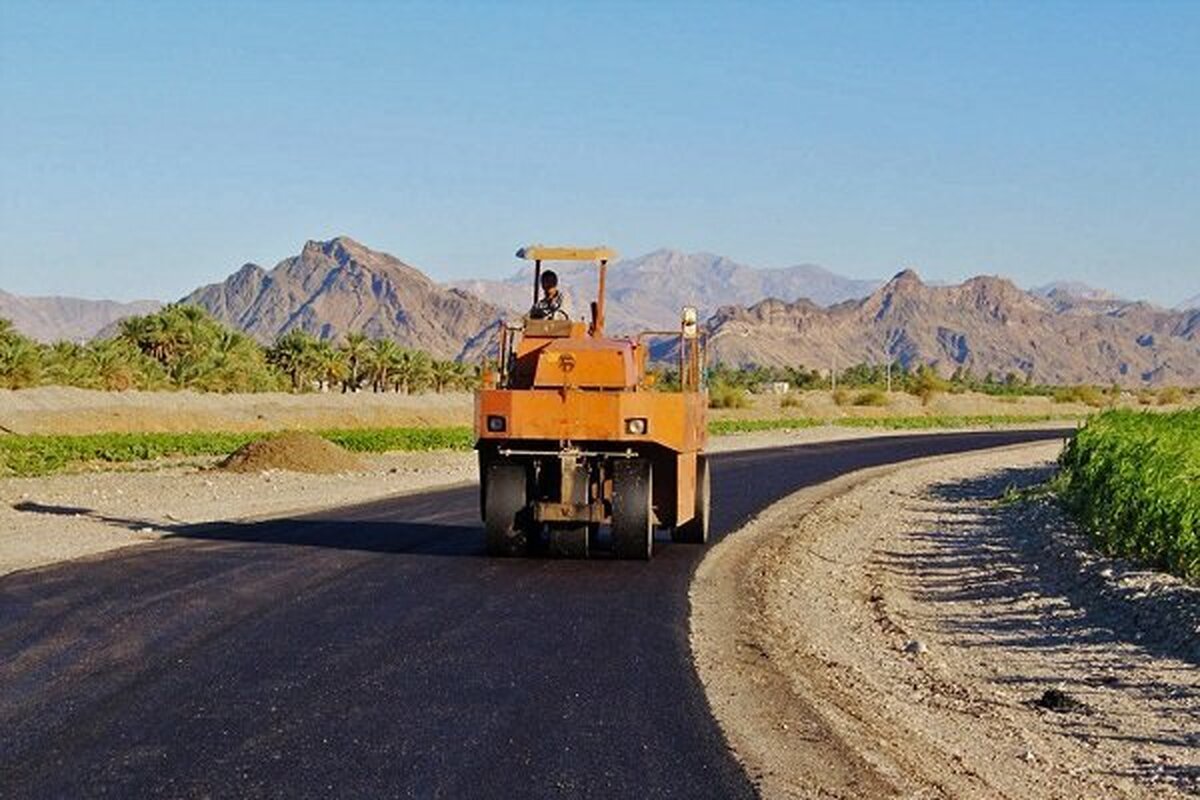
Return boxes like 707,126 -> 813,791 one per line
0,306 -> 478,393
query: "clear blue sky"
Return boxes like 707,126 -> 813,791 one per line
1,0 -> 1197,304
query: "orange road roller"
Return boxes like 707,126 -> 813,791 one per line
475,245 -> 709,559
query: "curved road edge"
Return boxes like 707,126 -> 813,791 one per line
689,441 -> 1059,798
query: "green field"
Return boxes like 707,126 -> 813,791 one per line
0,415 -> 1078,478
0,427 -> 474,478
708,413 -> 1073,436
1057,408 -> 1200,581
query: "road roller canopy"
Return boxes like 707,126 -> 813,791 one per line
517,244 -> 618,337
516,245 -> 617,262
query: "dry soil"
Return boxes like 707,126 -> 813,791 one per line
692,443 -> 1199,799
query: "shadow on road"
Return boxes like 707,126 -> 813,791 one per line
168,517 -> 488,557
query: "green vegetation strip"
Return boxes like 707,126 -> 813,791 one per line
0,427 -> 475,477
709,413 -> 1076,436
1058,408 -> 1200,581
1,415 -> 1080,478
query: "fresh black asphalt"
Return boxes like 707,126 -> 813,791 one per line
0,429 -> 1070,798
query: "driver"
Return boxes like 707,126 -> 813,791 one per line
529,270 -> 568,320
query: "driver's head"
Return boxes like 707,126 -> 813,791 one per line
541,270 -> 559,295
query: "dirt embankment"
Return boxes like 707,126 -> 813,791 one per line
693,443 -> 1199,799
0,386 -> 475,434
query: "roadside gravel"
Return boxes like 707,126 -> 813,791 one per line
0,451 -> 476,576
692,442 -> 1199,799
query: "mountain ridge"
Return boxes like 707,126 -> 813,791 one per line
181,237 -> 505,360
5,239 -> 1199,384
449,248 -> 881,332
0,290 -> 163,342
704,270 -> 1200,386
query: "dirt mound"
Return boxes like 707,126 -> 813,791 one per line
218,432 -> 366,474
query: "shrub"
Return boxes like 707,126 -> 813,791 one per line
708,383 -> 750,409
1158,386 -> 1185,406
911,365 -> 949,405
853,389 -> 888,407
1052,385 -> 1107,408
832,387 -> 852,406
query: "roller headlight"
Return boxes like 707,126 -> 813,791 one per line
486,415 -> 506,432
625,417 -> 648,435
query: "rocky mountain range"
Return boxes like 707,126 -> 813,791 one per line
181,237 -> 504,360
0,290 -> 162,342
4,237 -> 1199,385
450,248 -> 880,332
704,270 -> 1200,386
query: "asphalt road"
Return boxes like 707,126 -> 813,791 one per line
0,429 -> 1069,799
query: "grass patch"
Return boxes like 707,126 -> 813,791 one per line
708,413 -> 1075,436
708,417 -> 822,435
1057,408 -> 1200,581
832,413 -> 1070,430
0,426 -> 475,477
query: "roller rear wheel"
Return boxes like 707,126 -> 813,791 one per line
672,454 -> 710,544
612,459 -> 653,560
484,463 -> 530,557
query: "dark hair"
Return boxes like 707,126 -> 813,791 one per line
540,270 -> 558,289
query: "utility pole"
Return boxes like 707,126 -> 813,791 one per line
886,353 -> 892,393
831,354 -> 837,393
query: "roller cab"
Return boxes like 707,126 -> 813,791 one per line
475,244 -> 709,559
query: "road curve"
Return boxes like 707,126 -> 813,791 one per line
0,429 -> 1068,798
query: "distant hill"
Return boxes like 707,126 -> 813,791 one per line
1178,293 -> 1200,311
0,290 -> 162,342
704,270 -> 1200,386
181,237 -> 504,360
451,248 -> 881,332
1031,281 -> 1122,304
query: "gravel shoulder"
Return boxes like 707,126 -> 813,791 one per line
692,442 -> 1199,799
0,452 -> 477,576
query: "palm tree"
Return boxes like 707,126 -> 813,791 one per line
365,339 -> 402,393
392,349 -> 433,393
268,329 -> 320,391
313,341 -> 348,392
339,332 -> 370,392
451,360 -> 475,391
86,339 -> 141,391
0,335 -> 42,389
429,360 -> 459,393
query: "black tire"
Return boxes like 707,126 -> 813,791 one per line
612,459 -> 653,560
484,463 -> 529,557
672,454 -> 710,544
477,451 -> 491,523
